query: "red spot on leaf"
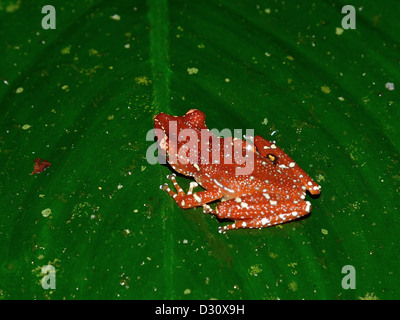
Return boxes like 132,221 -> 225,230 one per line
30,158 -> 51,175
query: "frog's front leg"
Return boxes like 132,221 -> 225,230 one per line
254,136 -> 321,195
216,195 -> 312,233
161,174 -> 223,208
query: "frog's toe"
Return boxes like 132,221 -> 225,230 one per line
160,183 -> 170,191
218,220 -> 252,233
202,204 -> 215,214
160,183 -> 179,199
164,173 -> 186,194
166,173 -> 176,180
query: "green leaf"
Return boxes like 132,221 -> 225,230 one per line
0,0 -> 398,300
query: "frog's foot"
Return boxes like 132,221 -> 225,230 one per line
217,197 -> 312,232
161,173 -> 223,209
254,136 -> 321,195
202,204 -> 216,214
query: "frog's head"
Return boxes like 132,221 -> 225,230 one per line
154,109 -> 207,162
154,109 -> 206,134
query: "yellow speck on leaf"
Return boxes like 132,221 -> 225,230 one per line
288,281 -> 298,292
16,87 -> 24,94
269,252 -> 278,259
248,264 -> 262,276
187,67 -> 199,75
61,46 -> 71,55
359,292 -> 379,300
336,27 -> 344,36
316,174 -> 325,183
41,208 -> 52,217
4,0 -> 21,13
321,85 -> 331,94
349,201 -> 361,212
88,48 -> 101,57
22,124 -> 31,130
110,14 -> 121,21
135,76 -> 151,86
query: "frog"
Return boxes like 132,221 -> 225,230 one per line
153,109 -> 321,233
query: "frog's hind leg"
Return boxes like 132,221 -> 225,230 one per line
254,135 -> 321,195
218,208 -> 309,233
161,173 -> 223,209
217,197 -> 312,233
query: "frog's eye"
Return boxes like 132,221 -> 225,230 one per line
267,154 -> 278,165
